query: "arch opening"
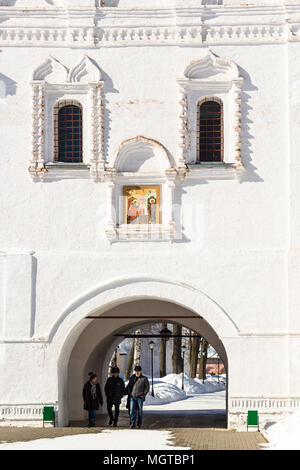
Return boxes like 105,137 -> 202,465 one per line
58,298 -> 229,428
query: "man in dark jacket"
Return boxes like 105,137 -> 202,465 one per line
82,373 -> 103,427
125,365 -> 150,429
104,367 -> 125,427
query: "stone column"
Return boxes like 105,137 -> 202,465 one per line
104,170 -> 117,242
165,168 -> 177,233
89,81 -> 105,181
232,78 -> 243,167
36,83 -> 45,171
178,86 -> 189,164
29,81 -> 47,179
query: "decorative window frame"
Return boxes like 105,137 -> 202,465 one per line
104,136 -> 178,243
177,49 -> 243,167
29,55 -> 104,181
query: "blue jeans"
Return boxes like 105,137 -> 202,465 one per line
88,409 -> 96,423
130,397 -> 144,426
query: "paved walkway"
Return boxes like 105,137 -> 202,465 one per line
0,426 -> 102,444
0,410 -> 267,450
169,428 -> 266,450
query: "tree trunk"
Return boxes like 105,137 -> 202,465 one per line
190,335 -> 201,379
108,348 -> 118,376
172,324 -> 183,374
133,329 -> 142,367
198,338 -> 208,381
189,333 -> 192,365
124,340 -> 134,379
160,322 -> 167,377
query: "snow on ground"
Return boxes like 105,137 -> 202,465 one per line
162,373 -> 226,395
121,374 -> 226,408
0,430 -> 189,450
0,374 -> 225,451
144,391 -> 226,413
262,409 -> 300,450
144,381 -> 186,405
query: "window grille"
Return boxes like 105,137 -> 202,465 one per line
197,98 -> 223,162
54,101 -> 83,163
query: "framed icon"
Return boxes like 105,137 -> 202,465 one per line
123,186 -> 161,225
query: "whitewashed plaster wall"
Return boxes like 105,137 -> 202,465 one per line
0,1 -> 299,429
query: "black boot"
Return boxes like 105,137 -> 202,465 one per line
108,419 -> 113,425
113,420 -> 118,427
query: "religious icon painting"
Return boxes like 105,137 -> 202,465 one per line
123,186 -> 161,225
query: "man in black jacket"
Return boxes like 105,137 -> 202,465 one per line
125,365 -> 150,429
104,367 -> 125,427
82,373 -> 103,427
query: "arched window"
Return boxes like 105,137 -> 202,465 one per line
197,98 -> 223,162
54,101 -> 83,163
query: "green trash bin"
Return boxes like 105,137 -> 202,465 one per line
247,410 -> 259,431
43,406 -> 55,427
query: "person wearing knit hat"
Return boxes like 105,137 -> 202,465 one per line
104,366 -> 125,427
82,372 -> 103,427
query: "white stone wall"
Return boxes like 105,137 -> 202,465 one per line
0,1 -> 299,430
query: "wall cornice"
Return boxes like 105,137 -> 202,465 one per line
0,5 -> 300,47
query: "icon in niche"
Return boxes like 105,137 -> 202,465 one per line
123,186 -> 161,225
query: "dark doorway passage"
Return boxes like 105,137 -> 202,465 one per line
63,299 -> 229,427
70,408 -> 226,429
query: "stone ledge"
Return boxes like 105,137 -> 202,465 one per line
45,162 -> 90,169
187,162 -> 237,169
186,162 -> 243,180
105,223 -> 176,243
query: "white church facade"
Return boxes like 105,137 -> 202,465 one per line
1,0 -> 300,431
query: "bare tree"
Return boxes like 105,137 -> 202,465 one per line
108,347 -> 118,376
172,324 -> 183,374
198,338 -> 208,381
124,340 -> 134,379
124,325 -> 153,379
189,333 -> 192,365
133,328 -> 142,366
189,335 -> 201,378
160,322 -> 167,377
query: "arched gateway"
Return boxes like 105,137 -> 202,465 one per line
51,276 -> 238,427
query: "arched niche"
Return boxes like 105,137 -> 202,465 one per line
113,136 -> 173,173
105,137 -> 178,243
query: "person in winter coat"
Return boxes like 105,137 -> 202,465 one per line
104,366 -> 125,427
82,372 -> 103,427
125,365 -> 150,429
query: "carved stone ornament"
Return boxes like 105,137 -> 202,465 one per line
29,55 -> 104,181
177,49 -> 243,167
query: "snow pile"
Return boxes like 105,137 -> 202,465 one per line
263,409 -> 300,450
162,373 -> 226,394
0,430 -> 188,450
145,381 -> 186,405
120,373 -> 225,408
120,379 -> 186,408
